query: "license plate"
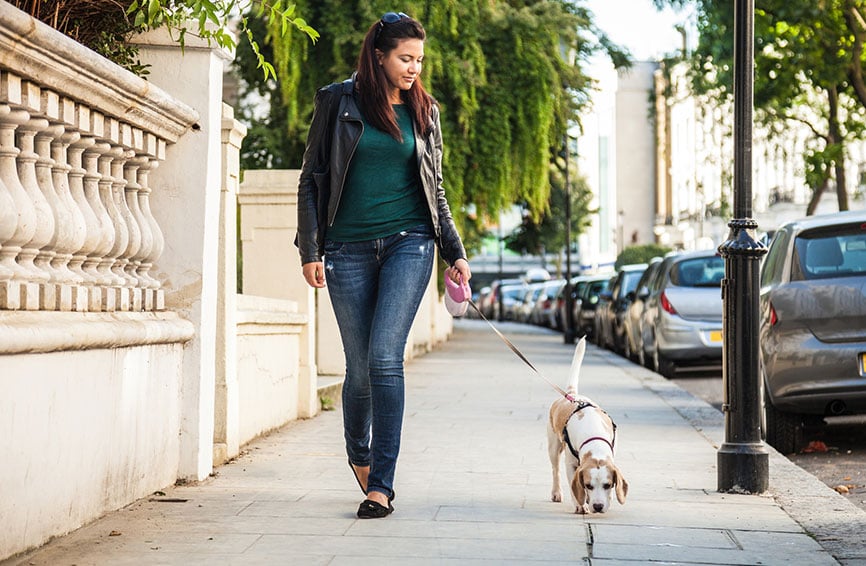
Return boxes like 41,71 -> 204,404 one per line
709,330 -> 723,344
860,353 -> 866,376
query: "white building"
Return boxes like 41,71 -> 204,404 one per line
577,60 -> 659,270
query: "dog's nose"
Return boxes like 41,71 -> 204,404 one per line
593,503 -> 605,513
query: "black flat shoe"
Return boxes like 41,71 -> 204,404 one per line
357,499 -> 394,519
348,460 -> 367,495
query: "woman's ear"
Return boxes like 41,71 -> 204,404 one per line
375,49 -> 384,65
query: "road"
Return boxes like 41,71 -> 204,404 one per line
672,371 -> 866,514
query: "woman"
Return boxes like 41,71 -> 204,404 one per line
296,12 -> 472,519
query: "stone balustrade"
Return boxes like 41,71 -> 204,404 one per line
0,1 -> 198,314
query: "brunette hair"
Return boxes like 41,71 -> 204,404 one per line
355,13 -> 434,140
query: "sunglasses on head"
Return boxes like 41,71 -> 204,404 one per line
375,11 -> 408,42
381,11 -> 408,24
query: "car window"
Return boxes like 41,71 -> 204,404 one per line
761,228 -> 790,285
792,224 -> 866,280
651,257 -> 677,292
581,279 -> 608,302
670,256 -> 725,287
634,262 -> 659,293
622,270 -> 646,295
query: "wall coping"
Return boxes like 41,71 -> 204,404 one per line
0,2 -> 199,142
236,294 -> 307,329
0,311 -> 194,354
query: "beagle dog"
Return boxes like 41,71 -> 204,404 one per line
547,338 -> 628,514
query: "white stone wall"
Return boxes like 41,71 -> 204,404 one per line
0,343 -> 187,558
236,294 -> 306,444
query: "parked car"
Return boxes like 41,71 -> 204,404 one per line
759,210 -> 866,453
577,275 -> 613,341
596,264 -> 648,352
622,257 -> 665,363
530,279 -> 566,327
498,284 -> 529,321
556,275 -> 597,335
479,278 -> 525,320
516,282 -> 545,323
640,250 -> 725,378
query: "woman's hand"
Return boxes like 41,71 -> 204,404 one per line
446,258 -> 471,284
302,261 -> 326,288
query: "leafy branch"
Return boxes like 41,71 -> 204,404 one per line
127,0 -> 319,80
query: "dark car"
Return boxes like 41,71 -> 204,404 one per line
576,274 -> 613,341
622,257 -> 664,363
596,264 -> 648,352
759,210 -> 866,453
640,250 -> 724,378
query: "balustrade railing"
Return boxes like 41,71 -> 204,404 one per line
0,71 -> 175,312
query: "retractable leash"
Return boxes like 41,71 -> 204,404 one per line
444,273 -> 575,403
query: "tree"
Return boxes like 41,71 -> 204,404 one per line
656,0 -> 866,213
236,0 -> 629,249
504,158 -> 595,259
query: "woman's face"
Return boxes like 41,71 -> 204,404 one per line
378,38 -> 424,99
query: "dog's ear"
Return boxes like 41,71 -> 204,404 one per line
614,466 -> 628,505
571,464 -> 586,507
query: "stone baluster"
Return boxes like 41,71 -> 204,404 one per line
66,135 -> 98,291
136,158 -> 164,306
96,145 -> 127,299
18,117 -> 59,291
81,141 -> 115,294
35,123 -> 78,287
110,148 -> 139,293
49,127 -> 87,287
0,112 -> 16,285
0,105 -> 38,285
124,157 -> 150,303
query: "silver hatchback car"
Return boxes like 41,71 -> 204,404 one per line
640,250 -> 725,377
760,210 -> 866,453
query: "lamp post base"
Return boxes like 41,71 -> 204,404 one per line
717,442 -> 769,493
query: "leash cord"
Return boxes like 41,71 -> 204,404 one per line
467,299 -> 574,402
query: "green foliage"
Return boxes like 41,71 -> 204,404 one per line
656,0 -> 866,212
239,0 -> 630,251
127,0 -> 319,80
9,0 -> 317,79
615,244 -> 671,270
504,157 -> 596,256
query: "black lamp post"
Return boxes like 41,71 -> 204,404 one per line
716,0 -> 769,493
562,135 -> 576,344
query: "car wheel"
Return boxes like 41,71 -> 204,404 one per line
653,347 -> 676,378
763,388 -> 805,454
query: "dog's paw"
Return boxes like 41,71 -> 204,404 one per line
574,504 -> 588,515
551,491 -> 562,503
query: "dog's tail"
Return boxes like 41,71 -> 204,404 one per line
566,337 -> 587,395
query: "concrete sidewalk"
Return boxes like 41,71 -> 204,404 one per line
6,319 -> 866,565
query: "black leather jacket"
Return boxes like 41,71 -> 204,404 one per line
296,76 -> 467,266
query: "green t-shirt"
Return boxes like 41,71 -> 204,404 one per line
327,104 -> 430,242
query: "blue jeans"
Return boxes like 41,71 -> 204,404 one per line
324,224 -> 435,499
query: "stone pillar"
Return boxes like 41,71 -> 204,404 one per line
132,29 -> 232,480
213,105 -> 246,465
238,169 -> 320,418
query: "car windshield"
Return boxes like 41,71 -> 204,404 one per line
793,225 -> 866,280
670,256 -> 725,287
